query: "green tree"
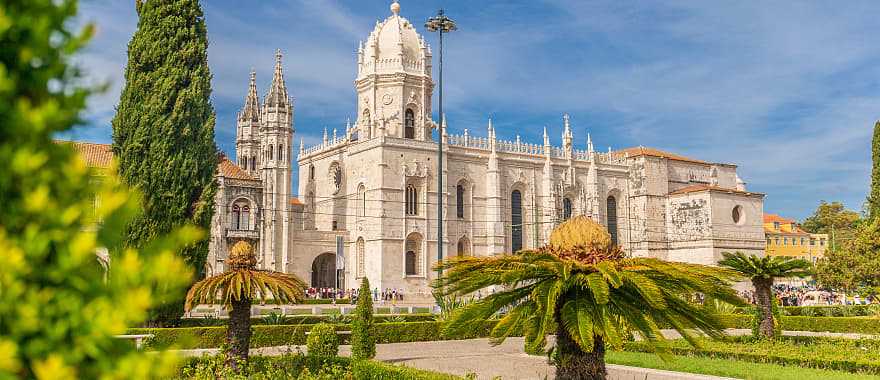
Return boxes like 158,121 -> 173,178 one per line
434,217 -> 744,380
718,252 -> 811,339
112,0 -> 218,325
870,121 -> 880,220
801,201 -> 862,250
351,277 -> 376,360
0,0 -> 195,377
185,241 -> 306,370
816,219 -> 880,292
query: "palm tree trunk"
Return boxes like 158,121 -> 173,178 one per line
752,278 -> 775,339
555,306 -> 606,379
227,297 -> 252,370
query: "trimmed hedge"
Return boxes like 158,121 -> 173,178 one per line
180,354 -> 463,379
623,336 -> 880,374
135,315 -> 879,350
178,313 -> 436,327
134,321 -> 501,350
351,360 -> 463,380
301,298 -> 352,305
732,305 -> 879,317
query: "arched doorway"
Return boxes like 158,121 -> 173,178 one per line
311,252 -> 337,288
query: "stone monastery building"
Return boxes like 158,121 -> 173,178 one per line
74,3 -> 765,298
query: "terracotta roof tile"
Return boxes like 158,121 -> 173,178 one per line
668,184 -> 763,197
290,197 -> 303,206
615,146 -> 709,165
763,213 -> 795,224
61,140 -> 113,168
62,140 -> 257,181
217,155 -> 257,181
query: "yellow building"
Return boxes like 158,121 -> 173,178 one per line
764,213 -> 827,263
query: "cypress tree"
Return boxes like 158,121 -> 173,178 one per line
112,0 -> 217,324
351,277 -> 376,359
870,120 -> 880,220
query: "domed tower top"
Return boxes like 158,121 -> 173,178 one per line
357,1 -> 432,79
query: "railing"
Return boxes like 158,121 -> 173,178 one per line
227,228 -> 259,239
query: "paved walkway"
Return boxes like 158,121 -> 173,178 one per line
176,329 -> 877,379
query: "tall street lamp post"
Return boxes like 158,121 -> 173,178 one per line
425,9 -> 456,278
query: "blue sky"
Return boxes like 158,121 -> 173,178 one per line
64,1 -> 880,220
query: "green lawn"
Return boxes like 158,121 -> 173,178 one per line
607,351 -> 880,380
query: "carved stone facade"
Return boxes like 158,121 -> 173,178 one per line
207,3 -> 765,297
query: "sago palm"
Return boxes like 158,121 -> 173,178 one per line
718,252 -> 811,339
185,241 -> 306,368
434,216 -> 744,380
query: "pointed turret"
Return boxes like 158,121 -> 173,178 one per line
587,133 -> 594,155
264,49 -> 290,110
239,70 -> 260,123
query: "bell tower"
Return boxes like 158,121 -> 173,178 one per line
260,50 -> 294,271
355,2 -> 434,141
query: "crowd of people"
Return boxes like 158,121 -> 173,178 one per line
304,287 -> 414,304
738,284 -> 878,306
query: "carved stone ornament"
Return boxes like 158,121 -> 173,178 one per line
382,93 -> 394,105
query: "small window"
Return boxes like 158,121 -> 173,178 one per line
773,222 -> 780,230
731,205 -> 743,225
309,164 -> 315,181
404,109 -> 415,139
775,237 -> 780,245
332,220 -> 338,230
251,155 -> 256,171
241,156 -> 248,169
406,184 -> 418,216
783,237 -> 788,245
278,144 -> 284,162
456,184 -> 465,219
241,206 -> 250,230
562,198 -> 572,220
231,205 -> 240,230
269,145 -> 274,160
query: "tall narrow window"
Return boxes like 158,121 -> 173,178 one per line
269,144 -> 274,160
309,164 -> 315,181
278,144 -> 284,162
405,251 -> 417,275
562,198 -> 572,220
404,109 -> 415,139
406,184 -> 418,215
357,184 -> 366,217
404,233 -> 421,276
607,196 -> 618,245
357,238 -> 365,278
231,205 -> 240,230
251,155 -> 256,171
241,206 -> 250,229
241,156 -> 248,169
456,184 -> 465,219
511,190 -> 523,253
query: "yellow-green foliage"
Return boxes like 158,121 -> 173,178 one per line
306,323 -> 339,357
0,0 -> 197,377
549,216 -> 613,251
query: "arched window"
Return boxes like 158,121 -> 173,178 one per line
251,155 -> 256,171
404,233 -> 421,276
562,197 -> 572,220
241,156 -> 248,169
356,238 -> 365,278
404,109 -> 415,139
457,236 -> 470,257
269,144 -> 274,160
231,205 -> 240,230
607,196 -> 618,245
241,206 -> 250,229
405,184 -> 418,216
357,184 -> 366,217
511,190 -> 523,253
456,184 -> 465,219
278,144 -> 284,162
309,164 -> 315,181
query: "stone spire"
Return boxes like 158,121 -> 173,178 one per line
587,133 -> 594,155
239,70 -> 260,122
299,138 -> 304,155
562,113 -> 572,151
264,49 -> 290,109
